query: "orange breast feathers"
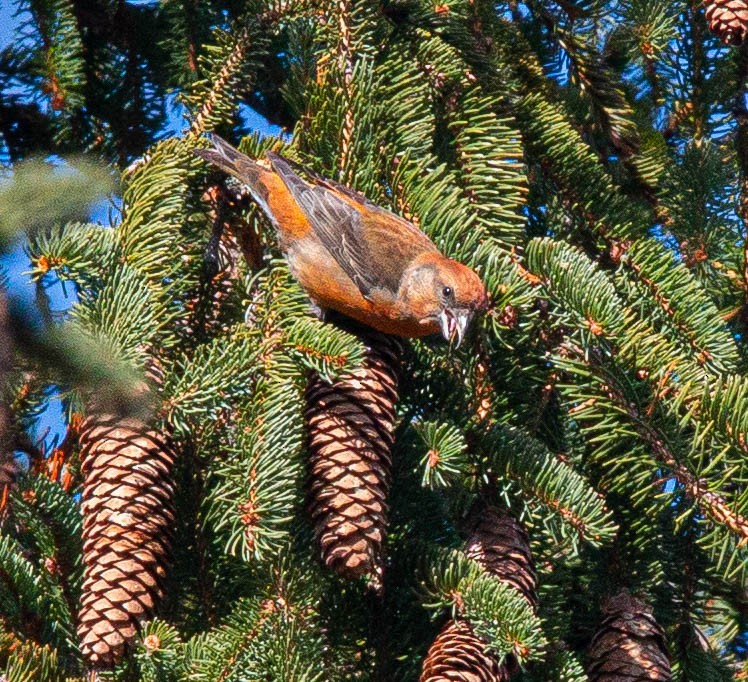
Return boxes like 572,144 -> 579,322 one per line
194,135 -> 487,344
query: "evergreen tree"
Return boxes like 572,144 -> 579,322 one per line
5,0 -> 748,679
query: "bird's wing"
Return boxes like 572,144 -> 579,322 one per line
267,152 -> 436,299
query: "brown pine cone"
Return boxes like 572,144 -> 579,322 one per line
420,504 -> 537,681
705,0 -> 748,45
420,619 -> 510,682
587,590 -> 671,682
305,330 -> 401,591
463,504 -> 538,608
77,412 -> 176,668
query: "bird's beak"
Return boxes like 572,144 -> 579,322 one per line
439,309 -> 472,347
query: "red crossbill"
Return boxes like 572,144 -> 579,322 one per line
195,135 -> 487,344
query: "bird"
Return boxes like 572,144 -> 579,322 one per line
194,135 -> 487,345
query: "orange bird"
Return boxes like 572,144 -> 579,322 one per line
195,135 -> 487,344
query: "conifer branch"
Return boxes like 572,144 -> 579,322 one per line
689,2 -> 707,139
581,346 -> 748,545
7,2 -> 748,675
735,42 -> 748,311
623,244 -> 736,369
26,0 -> 86,115
337,0 -> 354,177
535,4 -> 640,157
189,28 -> 252,137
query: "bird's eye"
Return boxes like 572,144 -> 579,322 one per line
442,286 -> 453,299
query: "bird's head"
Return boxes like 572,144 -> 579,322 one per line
401,254 -> 487,346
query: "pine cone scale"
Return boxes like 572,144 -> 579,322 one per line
77,411 -> 176,668
305,330 -> 401,588
464,505 -> 538,608
705,0 -> 748,44
420,620 -> 510,682
587,591 -> 671,681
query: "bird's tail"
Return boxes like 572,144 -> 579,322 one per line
194,134 -> 276,225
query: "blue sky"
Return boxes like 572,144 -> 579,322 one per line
0,4 -> 19,50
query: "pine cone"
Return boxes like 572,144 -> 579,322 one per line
305,330 -> 401,591
77,412 -> 176,668
705,0 -> 748,45
463,504 -> 538,608
420,504 -> 536,681
587,590 -> 671,682
420,619 -> 510,682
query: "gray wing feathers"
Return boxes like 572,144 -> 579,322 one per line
268,153 -> 381,298
268,153 -> 434,248
265,152 -> 311,201
303,189 -> 379,297
267,152 -> 378,209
